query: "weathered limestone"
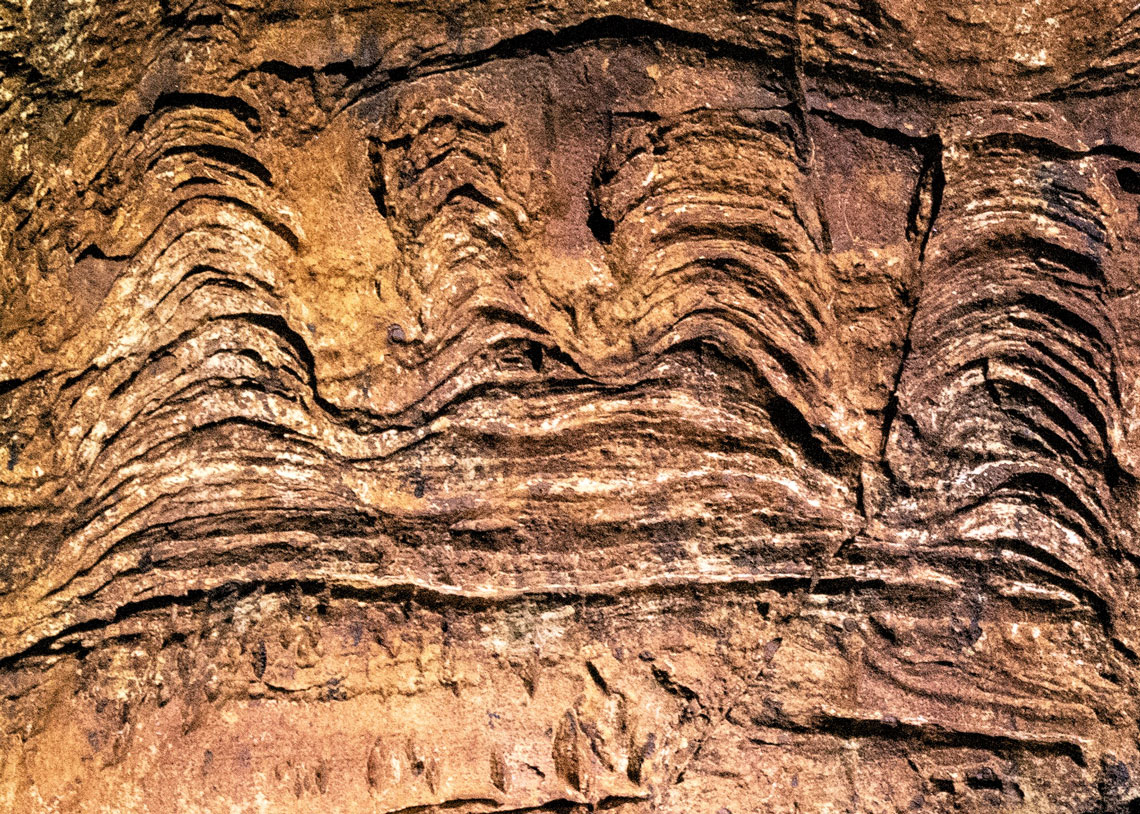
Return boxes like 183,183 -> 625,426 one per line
5,2 -> 1140,811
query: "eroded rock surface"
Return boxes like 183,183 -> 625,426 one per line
4,1 -> 1140,811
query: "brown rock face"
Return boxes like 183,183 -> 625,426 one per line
6,1 -> 1140,811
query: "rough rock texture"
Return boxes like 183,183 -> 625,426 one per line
5,1 -> 1140,812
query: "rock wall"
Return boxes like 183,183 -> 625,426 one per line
4,1 -> 1140,811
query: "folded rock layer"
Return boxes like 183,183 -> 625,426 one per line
4,2 -> 1140,812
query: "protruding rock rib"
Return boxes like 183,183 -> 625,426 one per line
886,127 -> 1130,633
